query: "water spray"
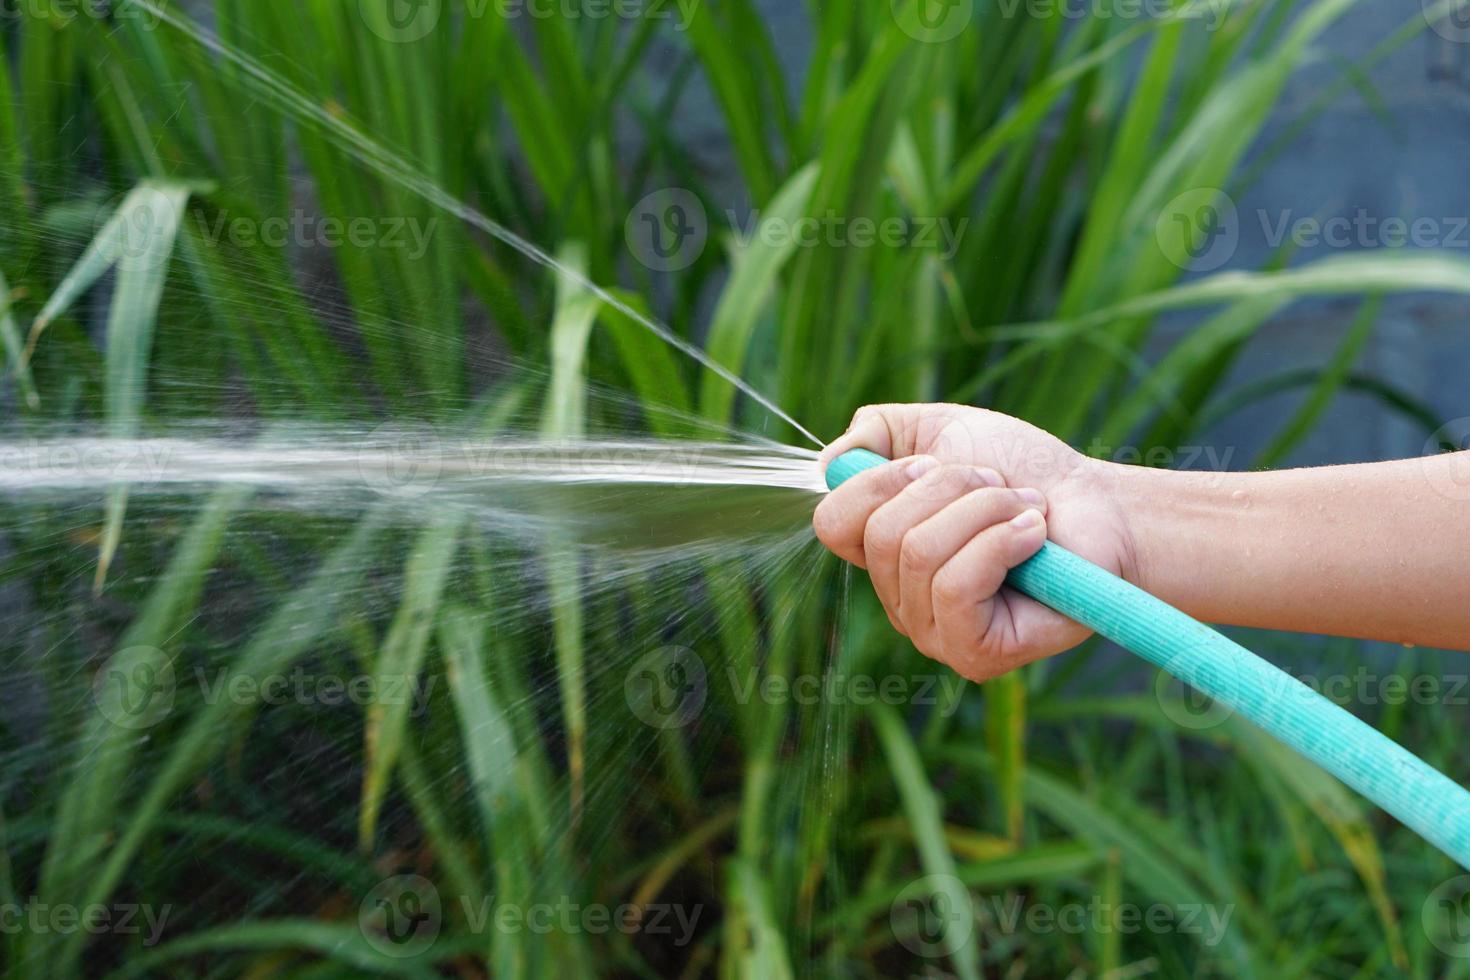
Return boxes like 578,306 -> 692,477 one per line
827,449 -> 1470,869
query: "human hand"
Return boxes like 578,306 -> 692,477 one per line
813,403 -> 1140,681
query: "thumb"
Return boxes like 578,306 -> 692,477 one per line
820,403 -> 965,467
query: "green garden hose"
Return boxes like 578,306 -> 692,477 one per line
827,448 -> 1470,869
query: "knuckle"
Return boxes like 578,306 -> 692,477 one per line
967,487 -> 1022,521
937,463 -> 978,492
932,569 -> 970,606
910,463 -> 973,502
898,530 -> 938,575
811,500 -> 841,546
864,514 -> 901,560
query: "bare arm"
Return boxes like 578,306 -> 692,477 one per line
1115,454 -> 1470,650
815,404 -> 1470,683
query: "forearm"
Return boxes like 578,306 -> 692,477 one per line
1109,454 -> 1470,650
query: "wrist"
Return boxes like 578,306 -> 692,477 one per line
1103,459 -> 1261,620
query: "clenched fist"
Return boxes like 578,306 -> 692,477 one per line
814,404 -> 1141,682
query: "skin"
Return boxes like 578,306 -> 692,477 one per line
813,403 -> 1470,683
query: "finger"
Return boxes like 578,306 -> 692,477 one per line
812,455 -> 935,566
897,487 -> 1046,646
819,403 -> 966,467
863,464 -> 1004,617
929,508 -> 1048,672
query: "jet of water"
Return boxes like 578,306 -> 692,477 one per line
131,0 -> 826,450
0,432 -> 827,548
0,434 -> 826,493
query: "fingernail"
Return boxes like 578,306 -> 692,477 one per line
1010,509 -> 1044,531
1016,488 -> 1045,507
905,456 -> 938,480
975,468 -> 1004,487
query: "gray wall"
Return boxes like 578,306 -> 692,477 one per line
663,2 -> 1470,468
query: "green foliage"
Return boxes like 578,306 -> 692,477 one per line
1,1 -> 1466,977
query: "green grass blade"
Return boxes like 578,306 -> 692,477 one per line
102,919 -> 441,979
1229,719 -> 1407,970
724,858 -> 795,980
358,519 -> 461,848
870,703 -> 981,980
52,513 -> 385,977
33,488 -> 247,974
541,243 -> 597,822
597,288 -> 694,438
0,268 -> 37,409
1254,296 -> 1380,468
699,163 -> 820,428
984,673 -> 1026,846
94,182 -> 192,589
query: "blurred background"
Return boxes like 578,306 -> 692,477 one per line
3,0 -> 1470,976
